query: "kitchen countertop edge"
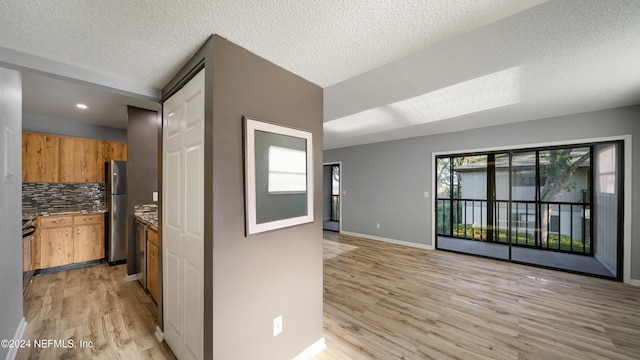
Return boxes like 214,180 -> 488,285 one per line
23,208 -> 108,220
135,214 -> 158,231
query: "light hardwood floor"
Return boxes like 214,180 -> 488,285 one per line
16,232 -> 640,359
18,264 -> 176,360
314,231 -> 640,360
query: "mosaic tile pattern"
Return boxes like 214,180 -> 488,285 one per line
134,204 -> 157,214
22,182 -> 107,211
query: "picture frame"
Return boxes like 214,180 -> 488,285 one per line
244,116 -> 314,235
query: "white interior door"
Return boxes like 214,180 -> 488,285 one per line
163,69 -> 205,360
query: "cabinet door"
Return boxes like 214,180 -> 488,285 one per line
60,137 -> 103,182
103,141 -> 128,162
22,132 -> 60,182
73,223 -> 104,263
147,239 -> 158,302
39,227 -> 73,268
73,214 -> 104,263
85,139 -> 104,182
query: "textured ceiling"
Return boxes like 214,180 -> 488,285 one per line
323,0 -> 640,148
1,0 -> 639,149
0,0 -> 546,88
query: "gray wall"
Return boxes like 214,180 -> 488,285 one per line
324,105 -> 640,280
126,106 -> 159,276
210,36 -> 324,359
0,67 -> 24,359
23,113 -> 127,141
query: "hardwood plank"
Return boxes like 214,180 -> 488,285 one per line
17,231 -> 640,359
314,231 -> 640,360
18,264 -> 176,360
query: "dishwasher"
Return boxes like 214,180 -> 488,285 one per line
135,220 -> 148,288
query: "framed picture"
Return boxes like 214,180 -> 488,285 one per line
244,117 -> 314,235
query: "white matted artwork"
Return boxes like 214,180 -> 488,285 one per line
244,117 -> 314,235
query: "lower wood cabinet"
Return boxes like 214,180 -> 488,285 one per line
73,214 -> 105,263
37,213 -> 104,269
39,216 -> 73,268
146,228 -> 159,302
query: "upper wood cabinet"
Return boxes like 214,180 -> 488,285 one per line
22,132 -> 127,183
60,137 -> 104,182
22,132 -> 60,182
60,137 -> 103,183
103,141 -> 128,162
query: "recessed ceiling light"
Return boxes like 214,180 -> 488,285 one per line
76,103 -> 88,109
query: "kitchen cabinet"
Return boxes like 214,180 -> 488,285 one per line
103,140 -> 128,162
60,137 -> 103,183
37,213 -> 105,269
22,132 -> 60,182
39,216 -> 73,268
146,228 -> 159,302
22,132 -> 127,183
73,214 -> 105,263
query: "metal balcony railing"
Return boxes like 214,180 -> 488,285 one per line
436,198 -> 592,255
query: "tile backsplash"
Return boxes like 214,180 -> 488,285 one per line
22,183 -> 107,211
134,204 -> 157,214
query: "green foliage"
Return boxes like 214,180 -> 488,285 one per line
540,148 -> 590,201
451,224 -> 590,253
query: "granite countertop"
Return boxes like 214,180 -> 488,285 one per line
134,204 -> 158,230
135,212 -> 158,230
23,206 -> 108,221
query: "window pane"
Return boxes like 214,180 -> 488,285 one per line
539,147 -> 590,203
511,151 -> 536,201
452,155 -> 487,200
436,157 -> 451,199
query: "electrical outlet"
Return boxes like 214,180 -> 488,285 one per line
273,315 -> 283,337
376,223 -> 380,229
424,191 -> 429,198
153,191 -> 158,202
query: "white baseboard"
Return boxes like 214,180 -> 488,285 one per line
154,326 -> 164,343
125,273 -> 142,282
626,278 -> 640,287
341,231 -> 435,250
5,317 -> 27,360
292,337 -> 326,360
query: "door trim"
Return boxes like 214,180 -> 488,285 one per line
323,161 -> 342,233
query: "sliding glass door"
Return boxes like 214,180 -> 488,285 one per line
435,141 -> 623,279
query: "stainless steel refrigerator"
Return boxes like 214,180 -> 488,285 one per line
106,160 -> 127,263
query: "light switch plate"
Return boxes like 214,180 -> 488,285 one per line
153,192 -> 158,202
273,315 -> 283,337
